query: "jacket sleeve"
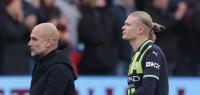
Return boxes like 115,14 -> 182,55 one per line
44,64 -> 73,95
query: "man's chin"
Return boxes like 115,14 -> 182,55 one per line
122,37 -> 128,40
31,52 -> 35,57
31,53 -> 40,59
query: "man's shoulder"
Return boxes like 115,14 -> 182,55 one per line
144,44 -> 166,62
143,44 -> 167,71
49,63 -> 70,71
148,44 -> 165,57
49,49 -> 71,65
48,63 -> 77,80
47,64 -> 71,76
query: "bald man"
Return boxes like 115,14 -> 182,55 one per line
28,23 -> 77,95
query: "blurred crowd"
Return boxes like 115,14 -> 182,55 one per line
0,0 -> 200,76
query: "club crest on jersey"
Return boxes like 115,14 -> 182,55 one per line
134,61 -> 139,69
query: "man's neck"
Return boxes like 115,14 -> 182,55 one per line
130,37 -> 149,52
38,46 -> 58,60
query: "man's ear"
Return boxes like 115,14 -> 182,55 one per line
46,38 -> 51,48
137,26 -> 144,34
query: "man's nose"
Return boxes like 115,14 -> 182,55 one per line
122,25 -> 125,30
28,40 -> 32,47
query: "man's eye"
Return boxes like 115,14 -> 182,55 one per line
31,38 -> 37,41
126,23 -> 130,26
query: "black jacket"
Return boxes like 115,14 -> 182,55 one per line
0,9 -> 29,75
30,48 -> 77,95
78,6 -> 120,75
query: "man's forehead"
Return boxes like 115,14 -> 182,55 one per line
31,23 -> 59,41
32,27 -> 41,34
31,27 -> 44,38
127,16 -> 138,21
126,16 -> 142,25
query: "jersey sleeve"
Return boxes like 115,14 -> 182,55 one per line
143,49 -> 163,80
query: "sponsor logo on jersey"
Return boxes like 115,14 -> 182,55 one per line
146,62 -> 160,69
128,76 -> 141,82
152,51 -> 159,57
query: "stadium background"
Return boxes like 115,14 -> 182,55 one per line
0,0 -> 200,95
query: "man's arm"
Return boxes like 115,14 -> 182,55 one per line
132,77 -> 157,95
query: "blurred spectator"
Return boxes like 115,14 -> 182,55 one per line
113,0 -> 137,75
56,21 -> 80,75
56,18 -> 70,45
0,0 -> 4,13
0,0 -> 30,75
23,0 -> 37,33
0,1 -> 4,75
36,0 -> 61,24
190,0 -> 200,75
115,0 -> 136,15
144,0 -> 187,75
134,0 -> 146,10
57,22 -> 70,52
31,0 -> 41,9
104,0 -> 132,75
23,0 -> 38,73
78,0 -> 120,75
162,0 -> 197,76
172,0 -> 193,76
55,0 -> 81,47
0,0 -> 4,75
